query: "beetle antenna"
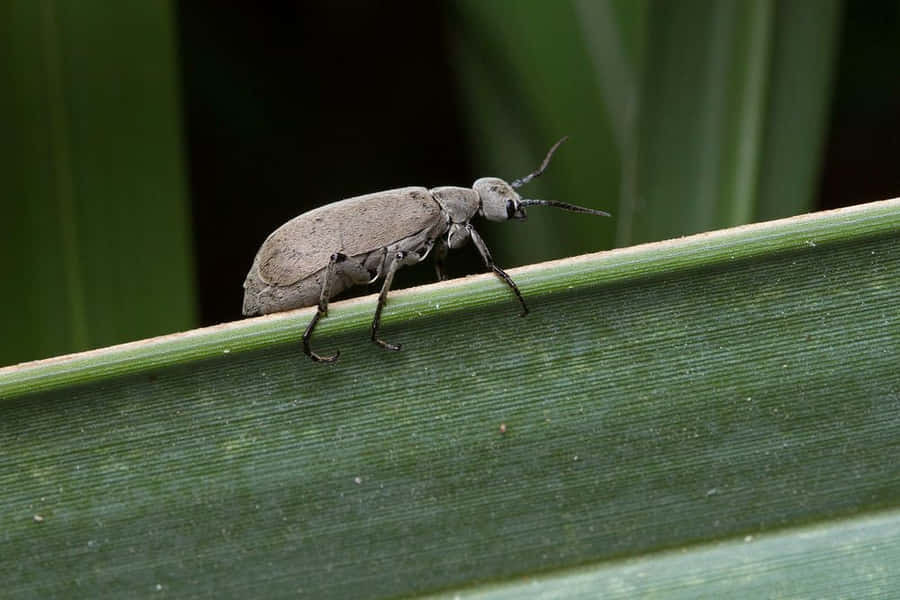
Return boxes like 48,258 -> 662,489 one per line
510,136 -> 569,189
520,198 -> 611,217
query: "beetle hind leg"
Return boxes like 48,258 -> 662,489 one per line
303,309 -> 338,363
303,252 -> 350,363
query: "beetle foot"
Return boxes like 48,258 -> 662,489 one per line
373,338 -> 402,352
308,349 -> 340,363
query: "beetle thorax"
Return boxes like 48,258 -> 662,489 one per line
429,186 -> 481,224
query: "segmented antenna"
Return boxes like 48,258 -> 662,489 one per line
510,136 -> 569,189
519,199 -> 611,217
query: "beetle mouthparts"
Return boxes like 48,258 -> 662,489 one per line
519,198 -> 611,217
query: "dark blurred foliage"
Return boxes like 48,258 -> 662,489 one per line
819,0 -> 900,209
177,1 -> 900,327
178,3 -> 476,327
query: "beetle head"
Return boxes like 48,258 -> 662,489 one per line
474,137 -> 611,222
474,177 -> 527,222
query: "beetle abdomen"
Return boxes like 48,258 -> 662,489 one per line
253,187 -> 443,287
243,249 -> 377,316
242,183 -> 448,316
242,263 -> 321,316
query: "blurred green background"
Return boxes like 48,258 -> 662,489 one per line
2,0 -> 898,367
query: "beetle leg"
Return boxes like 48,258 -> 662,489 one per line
371,250 -> 418,351
467,224 -> 529,317
303,252 -> 346,363
367,247 -> 388,284
417,239 -> 435,263
433,239 -> 449,281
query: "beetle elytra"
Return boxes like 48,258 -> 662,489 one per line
242,137 -> 610,362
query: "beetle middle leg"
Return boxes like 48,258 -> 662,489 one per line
371,250 -> 421,351
433,239 -> 449,281
467,224 -> 529,317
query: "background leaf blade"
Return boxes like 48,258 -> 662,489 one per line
0,0 -> 196,365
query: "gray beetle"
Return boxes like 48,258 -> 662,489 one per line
242,137 -> 610,362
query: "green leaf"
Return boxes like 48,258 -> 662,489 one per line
0,1 -> 196,365
755,0 -> 843,221
421,510 -> 900,598
2,197 -> 898,597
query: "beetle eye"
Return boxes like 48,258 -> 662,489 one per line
506,199 -> 516,219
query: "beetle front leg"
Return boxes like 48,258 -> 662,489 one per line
303,252 -> 346,363
467,225 -> 529,317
